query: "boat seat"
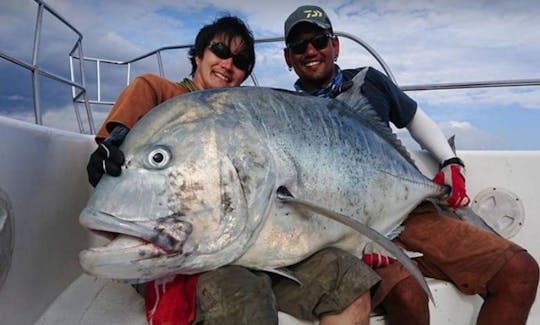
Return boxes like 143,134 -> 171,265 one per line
36,274 -> 482,325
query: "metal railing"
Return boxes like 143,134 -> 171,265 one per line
74,30 -> 540,119
71,32 -> 397,109
2,0 -> 540,135
0,0 -> 94,133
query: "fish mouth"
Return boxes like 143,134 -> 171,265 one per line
80,234 -> 165,264
79,206 -> 193,257
79,206 -> 195,280
79,232 -> 182,282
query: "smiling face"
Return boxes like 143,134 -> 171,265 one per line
284,23 -> 340,91
193,35 -> 249,89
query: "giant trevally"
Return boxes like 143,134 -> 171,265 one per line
79,82 -> 448,299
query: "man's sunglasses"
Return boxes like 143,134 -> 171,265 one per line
208,42 -> 252,72
287,33 -> 333,55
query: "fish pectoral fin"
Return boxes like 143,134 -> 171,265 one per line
253,266 -> 301,285
276,186 -> 434,303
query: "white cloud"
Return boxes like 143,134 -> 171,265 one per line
2,0 -> 539,149
395,119 -> 508,151
411,87 -> 540,110
7,94 -> 25,101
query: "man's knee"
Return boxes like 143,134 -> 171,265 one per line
512,251 -> 539,289
274,248 -> 379,321
307,248 -> 379,314
195,266 -> 277,325
385,275 -> 428,313
320,292 -> 371,325
489,251 -> 539,300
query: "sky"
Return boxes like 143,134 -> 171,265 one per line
1,0 -> 539,150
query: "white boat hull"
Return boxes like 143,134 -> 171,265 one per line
1,116 -> 538,324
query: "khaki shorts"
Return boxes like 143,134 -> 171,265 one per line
372,201 -> 524,307
136,248 -> 379,324
273,247 -> 381,321
193,266 -> 277,325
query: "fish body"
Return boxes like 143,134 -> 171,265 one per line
79,85 -> 445,282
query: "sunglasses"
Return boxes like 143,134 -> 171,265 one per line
208,42 -> 252,72
287,33 -> 333,55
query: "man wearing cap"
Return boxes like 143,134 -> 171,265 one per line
283,5 -> 539,325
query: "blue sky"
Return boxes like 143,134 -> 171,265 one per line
1,0 -> 539,150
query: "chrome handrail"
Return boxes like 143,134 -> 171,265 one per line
3,0 -> 540,135
0,0 -> 94,133
76,32 -> 540,112
400,79 -> 540,91
72,32 -> 395,106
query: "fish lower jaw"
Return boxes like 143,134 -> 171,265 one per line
79,234 -> 171,278
90,229 -> 117,241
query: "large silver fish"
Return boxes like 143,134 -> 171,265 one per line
79,83 -> 447,297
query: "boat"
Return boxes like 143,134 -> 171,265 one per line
1,1 -> 539,324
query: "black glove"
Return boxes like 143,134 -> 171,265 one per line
87,125 -> 129,187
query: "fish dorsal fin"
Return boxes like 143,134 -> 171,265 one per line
333,69 -> 418,169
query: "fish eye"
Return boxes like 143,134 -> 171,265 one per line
148,147 -> 171,169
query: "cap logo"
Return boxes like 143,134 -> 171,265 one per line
304,9 -> 323,18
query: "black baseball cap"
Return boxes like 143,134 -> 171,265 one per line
284,5 -> 333,42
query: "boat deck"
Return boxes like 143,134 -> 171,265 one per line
2,116 -> 538,324
1,1 -> 539,324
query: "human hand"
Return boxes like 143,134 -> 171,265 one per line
362,242 -> 396,268
433,157 -> 470,209
363,253 -> 396,268
86,125 -> 128,187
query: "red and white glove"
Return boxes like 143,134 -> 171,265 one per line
363,253 -> 397,268
362,242 -> 397,269
433,157 -> 470,209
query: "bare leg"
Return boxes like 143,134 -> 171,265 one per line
320,292 -> 371,325
477,251 -> 539,325
382,275 -> 429,325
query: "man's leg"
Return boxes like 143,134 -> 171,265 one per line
477,251 -> 539,325
381,275 -> 429,325
320,291 -> 371,325
273,247 -> 380,324
193,265 -> 278,325
393,201 -> 539,325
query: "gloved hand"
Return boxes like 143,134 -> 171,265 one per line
87,124 -> 129,187
433,157 -> 470,209
362,242 -> 397,269
363,253 -> 396,268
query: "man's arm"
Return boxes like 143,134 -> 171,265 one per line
406,106 -> 454,163
406,107 -> 470,208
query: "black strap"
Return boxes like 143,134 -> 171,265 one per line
441,157 -> 465,168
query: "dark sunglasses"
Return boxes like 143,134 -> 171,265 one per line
287,33 -> 333,55
208,42 -> 252,72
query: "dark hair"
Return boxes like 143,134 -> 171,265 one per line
189,16 -> 255,79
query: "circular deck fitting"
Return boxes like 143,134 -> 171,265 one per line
471,187 -> 525,239
0,189 -> 14,290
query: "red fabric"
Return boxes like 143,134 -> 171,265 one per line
433,163 -> 470,209
145,274 -> 199,325
363,253 -> 396,269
